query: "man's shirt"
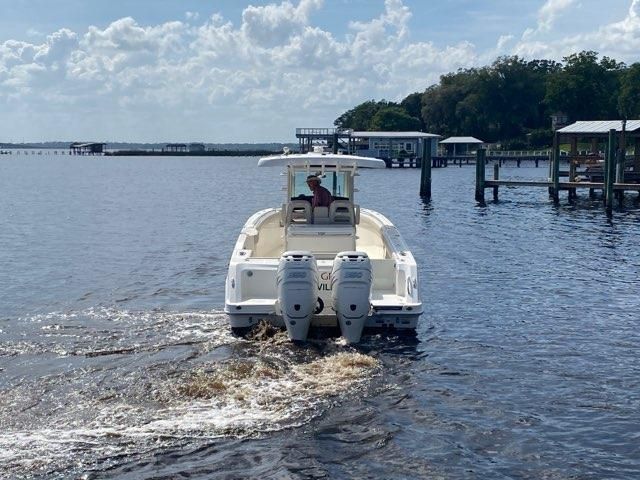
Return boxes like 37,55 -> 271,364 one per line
312,186 -> 333,208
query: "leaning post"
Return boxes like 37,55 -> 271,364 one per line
605,129 -> 616,213
475,148 -> 486,203
419,138 -> 432,200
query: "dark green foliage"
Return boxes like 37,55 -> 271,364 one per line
333,100 -> 394,130
526,128 -> 554,148
334,99 -> 422,132
371,106 -> 422,131
545,51 -> 624,121
618,63 -> 640,119
500,138 -> 528,151
400,92 -> 426,130
335,51 -> 636,145
420,56 -> 561,142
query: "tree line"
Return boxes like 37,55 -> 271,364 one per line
334,51 -> 640,148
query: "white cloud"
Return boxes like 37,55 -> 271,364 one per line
240,0 -> 322,48
0,0 -> 639,142
36,29 -> 79,65
538,0 -> 576,33
514,0 -> 640,61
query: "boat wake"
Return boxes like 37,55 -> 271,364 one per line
0,309 -> 380,478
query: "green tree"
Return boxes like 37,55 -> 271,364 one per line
618,63 -> 640,119
545,51 -> 624,121
370,106 -> 422,131
487,56 -> 560,139
334,100 -> 396,130
400,92 -> 426,130
421,69 -> 479,137
336,52 -> 631,145
420,57 -> 561,141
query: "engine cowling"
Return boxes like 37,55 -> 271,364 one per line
277,251 -> 318,342
330,251 -> 372,344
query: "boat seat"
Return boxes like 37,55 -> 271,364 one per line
286,200 -> 312,225
330,200 -> 355,224
313,206 -> 330,224
286,224 -> 356,258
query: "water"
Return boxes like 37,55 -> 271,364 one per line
1,154 -> 639,479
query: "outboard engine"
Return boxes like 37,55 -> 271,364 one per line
330,251 -> 372,344
277,251 -> 318,342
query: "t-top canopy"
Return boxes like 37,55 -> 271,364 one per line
258,152 -> 386,169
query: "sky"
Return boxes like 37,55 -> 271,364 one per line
1,0 -> 639,143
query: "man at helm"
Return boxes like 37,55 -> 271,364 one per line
306,174 -> 332,208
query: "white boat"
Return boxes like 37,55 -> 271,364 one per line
224,149 -> 422,343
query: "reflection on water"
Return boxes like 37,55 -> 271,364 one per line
1,156 -> 639,478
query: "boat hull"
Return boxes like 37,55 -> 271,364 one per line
224,207 -> 422,341
225,311 -> 421,332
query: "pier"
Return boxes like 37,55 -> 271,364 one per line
473,120 -> 640,213
431,151 -> 551,168
295,128 -> 439,167
70,142 -> 106,155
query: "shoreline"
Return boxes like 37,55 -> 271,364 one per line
105,149 -> 280,156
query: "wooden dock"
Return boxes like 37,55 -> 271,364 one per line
470,125 -> 640,213
432,152 -> 549,168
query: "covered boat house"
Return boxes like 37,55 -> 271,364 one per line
555,119 -> 640,183
439,136 -> 484,157
69,142 -> 106,155
163,143 -> 188,153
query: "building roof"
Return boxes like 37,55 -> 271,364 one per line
351,131 -> 440,139
557,120 -> 640,134
258,152 -> 386,169
439,136 -> 484,144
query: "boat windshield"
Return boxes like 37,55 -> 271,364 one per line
291,171 -> 349,199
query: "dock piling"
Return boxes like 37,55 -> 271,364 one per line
475,148 -> 486,203
615,149 -> 625,205
419,138 -> 432,200
493,163 -> 499,201
569,138 -> 578,200
605,129 -> 616,213
551,133 -> 560,202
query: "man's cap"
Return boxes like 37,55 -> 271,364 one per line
306,175 -> 321,183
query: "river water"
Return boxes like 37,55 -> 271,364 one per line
1,154 -> 639,479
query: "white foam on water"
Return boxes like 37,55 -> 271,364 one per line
0,310 -> 381,477
2,308 -> 237,356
